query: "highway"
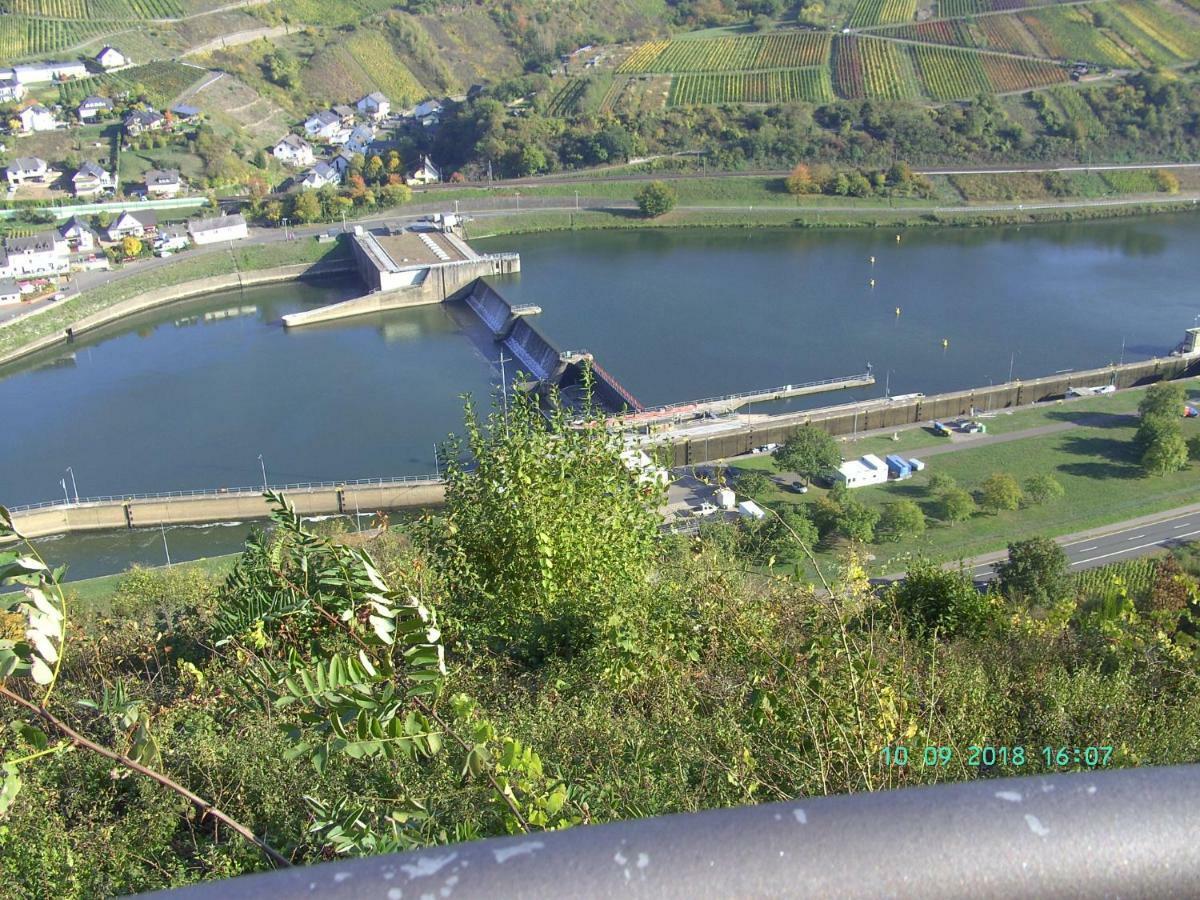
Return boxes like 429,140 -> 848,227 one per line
965,504 -> 1200,582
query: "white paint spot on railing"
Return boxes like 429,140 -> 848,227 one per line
401,853 -> 458,879
493,841 -> 545,864
792,808 -> 807,824
995,791 -> 1023,803
1024,814 -> 1050,837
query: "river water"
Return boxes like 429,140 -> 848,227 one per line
4,215 -> 1199,580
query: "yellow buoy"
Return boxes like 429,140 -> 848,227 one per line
942,338 -> 949,348
869,279 -> 875,288
895,307 -> 901,316
896,234 -> 902,243
869,256 -> 876,264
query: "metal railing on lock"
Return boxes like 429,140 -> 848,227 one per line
151,763 -> 1200,899
6,474 -> 444,513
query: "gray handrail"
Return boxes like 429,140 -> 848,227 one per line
151,763 -> 1200,898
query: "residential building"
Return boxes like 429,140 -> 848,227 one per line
332,104 -> 356,122
13,61 -> 87,84
304,110 -> 342,140
345,123 -> 375,156
331,149 -> 355,177
59,216 -> 97,253
299,162 -> 340,190
106,210 -> 157,241
77,95 -> 114,120
170,104 -> 201,122
95,46 -> 127,69
124,109 -> 165,136
154,225 -> 190,254
188,213 -> 247,245
0,278 -> 20,304
408,155 -> 441,185
411,99 -> 444,121
18,105 -> 59,133
144,169 -> 182,198
356,91 -> 390,120
0,77 -> 26,104
273,134 -> 314,167
5,157 -> 48,186
71,161 -> 114,198
4,231 -> 70,277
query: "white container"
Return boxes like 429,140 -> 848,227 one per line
715,487 -> 736,510
737,500 -> 766,520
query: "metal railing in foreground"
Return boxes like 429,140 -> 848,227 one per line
153,763 -> 1200,899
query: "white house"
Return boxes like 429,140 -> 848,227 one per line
0,278 -> 20,304
77,95 -> 114,120
411,99 -> 444,121
4,231 -> 70,277
13,61 -> 87,84
18,105 -> 59,133
154,225 -> 190,254
356,91 -> 390,120
59,216 -> 97,253
6,157 -> 48,186
144,168 -> 182,198
95,46 -> 127,69
71,161 -> 114,198
0,77 -> 26,104
408,155 -> 441,185
124,109 -> 165,136
299,162 -> 340,189
188,213 -> 247,245
105,210 -> 157,241
835,454 -> 889,489
272,134 -> 314,167
304,109 -> 342,140
345,123 -> 375,155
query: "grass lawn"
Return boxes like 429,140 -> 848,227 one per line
726,382 -> 1200,574
66,553 -> 239,609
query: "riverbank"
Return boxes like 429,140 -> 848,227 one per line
0,238 -> 354,369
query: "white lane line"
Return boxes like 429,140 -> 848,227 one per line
1059,511 -> 1199,547
1070,528 -> 1200,567
1130,534 -> 1146,540
1079,546 -> 1097,552
1174,522 -> 1193,529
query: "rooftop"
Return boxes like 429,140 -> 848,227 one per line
367,230 -> 467,270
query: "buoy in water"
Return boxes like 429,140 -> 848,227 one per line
869,256 -> 876,264
895,307 -> 901,316
942,338 -> 949,348
896,234 -> 902,243
869,279 -> 875,288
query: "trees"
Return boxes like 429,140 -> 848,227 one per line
837,495 -> 879,543
784,162 -> 817,194
290,190 -> 322,224
927,471 -> 957,494
265,48 -> 300,89
635,180 -> 677,218
1023,474 -> 1064,506
979,472 -> 1022,513
735,470 -> 772,499
938,487 -> 976,524
1141,429 -> 1188,476
1138,381 -> 1187,420
877,499 -> 926,542
745,506 -> 819,564
121,235 -> 142,258
892,558 -> 993,636
1136,384 -> 1190,476
773,425 -> 841,484
994,536 -> 1070,608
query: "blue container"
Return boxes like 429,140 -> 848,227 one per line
885,454 -> 912,478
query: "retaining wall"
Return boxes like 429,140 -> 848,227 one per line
667,356 -> 1200,467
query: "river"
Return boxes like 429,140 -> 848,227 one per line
4,215 -> 1198,580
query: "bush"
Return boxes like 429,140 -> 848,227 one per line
995,536 -> 1070,608
1023,474 -> 1064,505
735,469 -> 772,499
892,558 -> 993,637
635,180 -> 677,218
938,488 -> 976,524
979,472 -> 1022,513
927,472 -> 957,494
876,499 -> 926,542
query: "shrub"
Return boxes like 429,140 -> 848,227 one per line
876,499 -> 926,542
979,472 -> 1022,513
938,487 -> 976,524
635,180 -> 677,217
1023,474 -> 1065,505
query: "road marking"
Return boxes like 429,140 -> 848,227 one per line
1059,510 -> 1200,547
1130,534 -> 1146,540
1079,546 -> 1097,552
1070,529 -> 1200,567
1174,522 -> 1193,529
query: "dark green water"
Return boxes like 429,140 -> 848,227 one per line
5,216 -> 1199,580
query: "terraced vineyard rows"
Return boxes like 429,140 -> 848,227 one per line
547,77 -> 588,116
860,36 -> 921,98
1049,85 -> 1107,136
879,19 -> 977,48
0,16 -> 113,59
1106,0 -> 1200,64
106,61 -> 204,106
618,32 -> 831,73
669,67 -> 834,104
1019,6 -> 1137,66
343,30 -> 424,106
979,53 -> 1067,90
4,0 -> 184,16
849,0 -> 917,27
910,43 -> 991,99
832,33 -> 866,98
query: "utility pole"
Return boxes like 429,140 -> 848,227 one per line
434,443 -> 440,478
66,467 -> 78,505
60,478 -> 69,506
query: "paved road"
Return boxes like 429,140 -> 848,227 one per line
965,504 -> 1200,581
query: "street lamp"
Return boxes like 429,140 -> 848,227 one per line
258,454 -> 268,491
65,466 -> 79,505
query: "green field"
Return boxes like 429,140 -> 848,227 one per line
108,61 -> 207,107
731,383 -> 1200,573
1019,6 -> 1138,66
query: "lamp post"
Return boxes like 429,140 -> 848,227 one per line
60,478 -> 69,506
161,521 -> 172,567
258,454 -> 268,491
65,466 -> 78,505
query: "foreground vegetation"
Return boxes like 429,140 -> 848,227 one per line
0,388 -> 1197,895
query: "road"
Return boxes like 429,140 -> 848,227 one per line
965,504 -> 1200,581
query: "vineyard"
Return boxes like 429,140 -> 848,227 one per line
2,0 -> 184,17
1073,557 -> 1159,612
669,67 -> 834,105
1049,85 -> 1107,136
979,54 -> 1067,91
547,77 -> 588,116
0,16 -> 113,59
107,61 -> 205,107
849,0 -> 917,27
1019,6 -> 1137,66
878,20 -> 977,48
617,32 -> 831,73
832,34 -> 866,98
860,37 -> 921,99
1106,0 -> 1200,65
343,30 -> 425,106
911,43 -> 991,99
